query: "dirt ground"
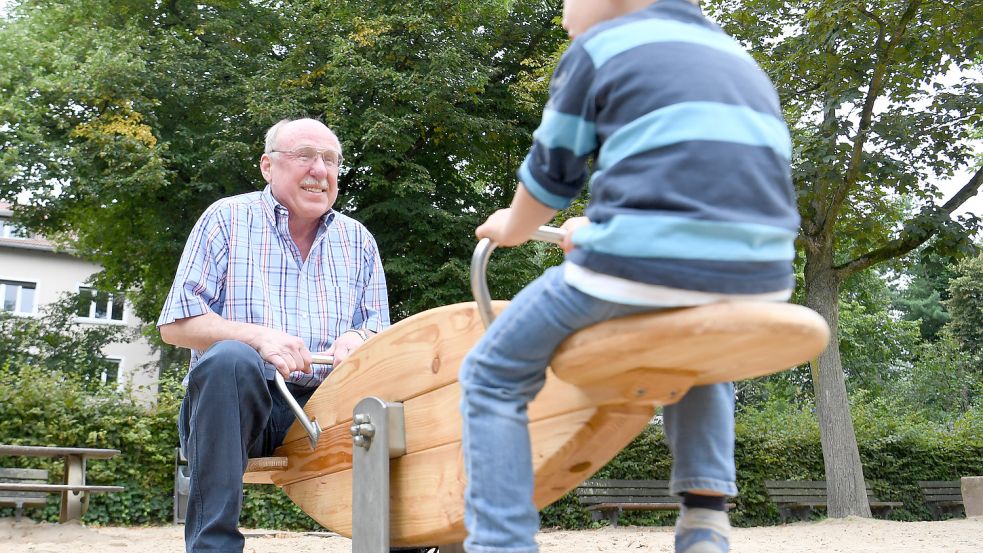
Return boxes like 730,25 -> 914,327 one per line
2,516 -> 982,552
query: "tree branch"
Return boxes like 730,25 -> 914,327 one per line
834,166 -> 983,276
819,0 -> 921,238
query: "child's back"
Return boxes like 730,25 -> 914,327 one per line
522,0 -> 799,300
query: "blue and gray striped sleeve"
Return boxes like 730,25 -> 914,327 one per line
519,45 -> 598,209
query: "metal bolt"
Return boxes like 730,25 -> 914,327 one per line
354,413 -> 370,424
357,423 -> 375,438
353,435 -> 368,448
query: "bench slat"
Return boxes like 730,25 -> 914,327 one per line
0,445 -> 120,459
922,493 -> 962,500
918,481 -> 962,488
577,487 -> 669,497
0,468 -> 49,479
580,479 -> 671,489
0,483 -> 124,493
579,496 -> 678,505
587,503 -> 680,511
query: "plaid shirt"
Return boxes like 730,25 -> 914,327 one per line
158,186 -> 390,386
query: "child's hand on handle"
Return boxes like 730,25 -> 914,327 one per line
475,208 -> 528,247
559,216 -> 590,253
477,184 -> 559,247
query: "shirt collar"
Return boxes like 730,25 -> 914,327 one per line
260,185 -> 336,231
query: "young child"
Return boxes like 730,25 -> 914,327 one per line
458,1 -> 799,552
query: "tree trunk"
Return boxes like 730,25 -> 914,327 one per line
803,244 -> 872,518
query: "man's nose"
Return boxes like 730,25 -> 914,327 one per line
309,156 -> 330,176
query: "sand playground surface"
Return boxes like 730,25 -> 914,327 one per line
2,516 -> 981,552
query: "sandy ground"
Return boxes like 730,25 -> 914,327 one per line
2,516 -> 982,553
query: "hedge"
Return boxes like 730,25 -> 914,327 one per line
2,365 -> 980,529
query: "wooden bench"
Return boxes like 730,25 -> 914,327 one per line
575,479 -> 734,527
764,480 -> 902,522
0,444 -> 124,522
0,468 -> 50,521
918,480 -> 964,518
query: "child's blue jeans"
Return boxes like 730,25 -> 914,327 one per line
459,265 -> 737,553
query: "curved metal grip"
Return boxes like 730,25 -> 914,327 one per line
272,353 -> 334,450
470,226 -> 567,329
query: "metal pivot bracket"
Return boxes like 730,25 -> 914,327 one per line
350,397 -> 406,553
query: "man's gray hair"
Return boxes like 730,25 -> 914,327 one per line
264,119 -> 293,153
264,117 -> 340,154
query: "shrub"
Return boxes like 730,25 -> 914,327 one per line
3,365 -> 981,529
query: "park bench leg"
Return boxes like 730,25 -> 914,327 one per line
606,507 -> 621,527
15,500 -> 24,522
60,454 -> 87,522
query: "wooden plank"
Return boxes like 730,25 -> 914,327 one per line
271,303 -> 681,489
765,480 -> 826,488
580,479 -> 672,489
578,496 -> 678,505
0,484 -> 123,493
243,457 -> 288,485
0,468 -> 48,479
577,488 -> 676,499
577,488 -> 671,498
284,404 -> 655,547
0,495 -> 47,503
0,445 -> 120,459
918,481 -> 961,488
265,301 -> 826,544
923,494 -> 963,501
550,302 -> 829,388
588,503 -> 681,511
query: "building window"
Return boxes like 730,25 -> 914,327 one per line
76,287 -> 125,322
0,219 -> 29,239
100,357 -> 122,384
0,280 -> 36,314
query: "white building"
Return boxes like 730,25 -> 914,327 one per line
0,202 -> 158,404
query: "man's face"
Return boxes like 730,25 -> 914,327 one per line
260,119 -> 342,223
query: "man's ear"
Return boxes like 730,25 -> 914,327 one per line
260,153 -> 273,182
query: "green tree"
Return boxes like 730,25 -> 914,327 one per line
0,0 -> 568,324
254,0 -> 568,318
890,252 -> 956,341
707,0 -> 982,517
946,254 -> 983,353
0,0 -> 286,323
896,333 -> 980,420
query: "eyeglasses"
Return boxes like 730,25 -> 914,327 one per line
271,147 -> 344,168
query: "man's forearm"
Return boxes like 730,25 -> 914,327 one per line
158,312 -> 266,352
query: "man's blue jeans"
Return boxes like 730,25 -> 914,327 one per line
178,340 -> 315,553
459,266 -> 737,553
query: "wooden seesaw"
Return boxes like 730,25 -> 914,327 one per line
244,226 -> 830,551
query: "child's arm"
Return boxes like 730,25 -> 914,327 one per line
476,183 -> 557,246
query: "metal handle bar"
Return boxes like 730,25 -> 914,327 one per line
470,225 -> 567,329
272,353 -> 334,450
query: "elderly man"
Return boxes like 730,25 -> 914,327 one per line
159,118 -> 390,552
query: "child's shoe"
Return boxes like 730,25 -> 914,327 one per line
674,507 -> 730,553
